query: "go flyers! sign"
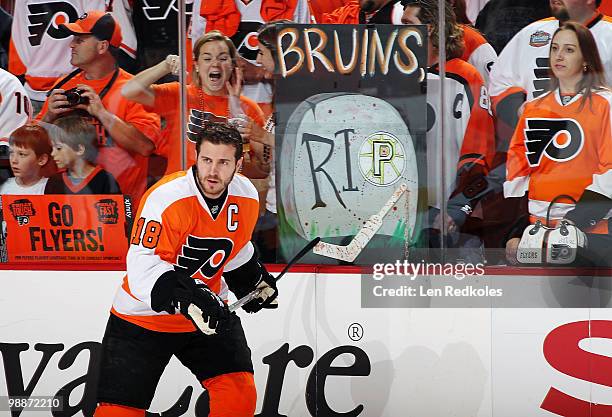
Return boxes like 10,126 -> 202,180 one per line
1,194 -> 132,263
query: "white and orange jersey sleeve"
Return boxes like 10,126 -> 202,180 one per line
123,171 -> 189,308
0,68 -> 31,145
461,24 -> 497,86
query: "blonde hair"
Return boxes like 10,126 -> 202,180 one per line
192,31 -> 237,89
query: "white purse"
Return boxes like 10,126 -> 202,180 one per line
516,195 -> 588,265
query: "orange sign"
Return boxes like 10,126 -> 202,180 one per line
1,194 -> 133,263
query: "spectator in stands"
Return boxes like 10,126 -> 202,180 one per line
129,0 -> 194,79
45,114 -> 120,195
121,30 -> 270,178
190,0 -> 311,123
37,11 -> 159,208
0,124 -> 54,195
450,0 -> 498,84
9,2 -> 137,114
310,0 -> 348,22
0,6 -> 11,70
249,21 -> 283,262
452,0 -> 473,24
322,0 -> 405,24
0,67 -> 31,153
402,0 -> 496,258
504,22 -> 612,266
475,0 -> 551,54
326,0 -> 497,84
489,0 -> 612,135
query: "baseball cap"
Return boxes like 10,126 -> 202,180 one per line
60,11 -> 122,48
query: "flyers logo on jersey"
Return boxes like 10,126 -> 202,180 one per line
524,118 -> 584,167
27,2 -> 80,46
174,236 -> 234,279
142,0 -> 193,20
231,21 -> 264,62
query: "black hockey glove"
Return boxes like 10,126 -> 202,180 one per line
242,270 -> 278,313
151,271 -> 229,335
225,257 -> 278,313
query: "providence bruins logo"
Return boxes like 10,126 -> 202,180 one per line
524,118 -> 584,167
174,236 -> 234,278
27,2 -> 80,46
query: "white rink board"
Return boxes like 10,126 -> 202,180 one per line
0,270 -> 610,416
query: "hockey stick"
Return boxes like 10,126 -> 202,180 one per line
229,237 -> 321,312
313,183 -> 408,263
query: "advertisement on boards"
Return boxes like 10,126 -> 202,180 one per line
0,194 -> 132,264
0,271 -> 610,416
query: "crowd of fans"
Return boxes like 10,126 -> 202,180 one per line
0,0 -> 610,267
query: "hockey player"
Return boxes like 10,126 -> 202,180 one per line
401,0 -> 496,248
94,121 -> 278,417
504,22 -> 612,266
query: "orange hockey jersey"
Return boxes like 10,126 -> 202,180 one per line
111,168 -> 260,332
460,24 -> 497,85
504,89 -> 612,222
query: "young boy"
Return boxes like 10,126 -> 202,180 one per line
45,115 -> 121,195
0,124 -> 54,195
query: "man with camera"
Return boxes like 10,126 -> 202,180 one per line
37,11 -> 160,207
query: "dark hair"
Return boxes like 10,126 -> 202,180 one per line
192,31 -> 237,89
548,21 -> 607,111
402,0 -> 465,59
52,114 -> 98,163
9,124 -> 53,158
195,121 -> 243,161
451,0 -> 471,25
597,0 -> 602,7
257,19 -> 293,53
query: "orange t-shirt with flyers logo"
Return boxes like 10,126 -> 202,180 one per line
37,68 -> 161,207
149,82 -> 265,174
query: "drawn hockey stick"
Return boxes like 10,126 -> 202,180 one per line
312,183 -> 408,263
229,237 -> 321,312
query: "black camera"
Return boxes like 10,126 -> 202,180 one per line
64,88 -> 89,107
